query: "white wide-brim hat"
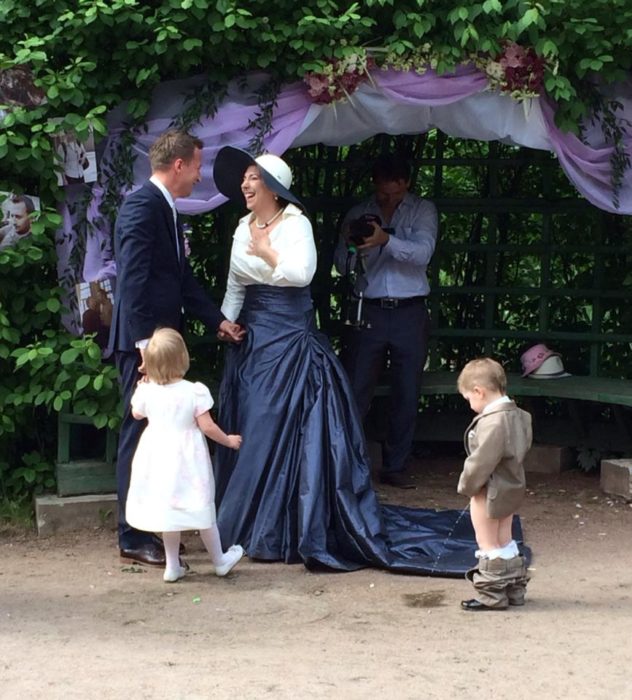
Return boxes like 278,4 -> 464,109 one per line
213,146 -> 304,210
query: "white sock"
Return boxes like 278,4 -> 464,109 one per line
488,541 -> 519,560
162,531 -> 181,572
199,525 -> 228,567
503,540 -> 520,557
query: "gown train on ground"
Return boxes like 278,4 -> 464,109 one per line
215,285 -> 529,577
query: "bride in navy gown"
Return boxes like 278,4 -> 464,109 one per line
212,146 -> 524,576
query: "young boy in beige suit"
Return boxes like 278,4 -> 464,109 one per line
457,358 -> 532,611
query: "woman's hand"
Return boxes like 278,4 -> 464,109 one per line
218,320 -> 246,343
247,230 -> 279,268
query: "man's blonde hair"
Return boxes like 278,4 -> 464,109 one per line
144,328 -> 190,384
149,129 -> 203,172
457,357 -> 507,394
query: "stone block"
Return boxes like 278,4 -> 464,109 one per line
524,444 -> 575,474
600,459 -> 632,500
35,493 -> 117,537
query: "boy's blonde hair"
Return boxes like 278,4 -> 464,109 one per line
457,357 -> 507,394
143,328 -> 190,384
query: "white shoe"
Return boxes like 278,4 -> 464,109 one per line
215,545 -> 244,577
163,565 -> 187,583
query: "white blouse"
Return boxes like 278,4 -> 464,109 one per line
221,203 -> 317,321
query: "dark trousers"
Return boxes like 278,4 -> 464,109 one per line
342,299 -> 430,474
114,350 -> 153,549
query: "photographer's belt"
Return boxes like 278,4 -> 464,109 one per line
364,296 -> 426,309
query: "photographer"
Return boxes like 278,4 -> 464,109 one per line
334,154 -> 438,489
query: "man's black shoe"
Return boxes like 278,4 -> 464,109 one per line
379,471 -> 416,489
120,543 -> 166,567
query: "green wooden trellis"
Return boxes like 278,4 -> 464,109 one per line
190,131 -> 632,381
285,132 -> 632,380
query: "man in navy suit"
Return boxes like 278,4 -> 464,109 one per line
109,129 -> 243,566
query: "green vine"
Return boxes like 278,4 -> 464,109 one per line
172,79 -> 227,132
580,88 -> 632,210
247,77 -> 281,155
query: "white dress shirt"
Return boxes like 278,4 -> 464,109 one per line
149,175 -> 179,260
221,204 -> 317,321
334,192 -> 438,299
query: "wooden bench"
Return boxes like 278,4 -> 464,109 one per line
371,372 -> 632,451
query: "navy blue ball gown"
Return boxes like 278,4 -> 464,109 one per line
214,285 -> 528,576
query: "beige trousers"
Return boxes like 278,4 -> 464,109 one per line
465,555 -> 530,608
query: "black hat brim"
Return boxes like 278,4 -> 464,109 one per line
213,146 -> 304,210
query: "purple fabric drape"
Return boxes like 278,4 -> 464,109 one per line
377,65 -> 489,105
540,96 -> 632,215
58,66 -> 632,324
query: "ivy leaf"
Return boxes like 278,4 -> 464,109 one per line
60,348 -> 80,365
183,38 -> 202,51
76,375 -> 91,391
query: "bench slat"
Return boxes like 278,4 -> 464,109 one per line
376,372 -> 632,407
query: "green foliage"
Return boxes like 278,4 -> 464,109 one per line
0,495 -> 34,531
0,213 -> 120,501
0,2 -> 631,143
0,451 -> 55,501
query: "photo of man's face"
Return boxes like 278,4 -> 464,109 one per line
0,193 -> 38,250
3,199 -> 32,235
6,202 -> 31,236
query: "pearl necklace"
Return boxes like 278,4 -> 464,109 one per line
254,208 -> 283,229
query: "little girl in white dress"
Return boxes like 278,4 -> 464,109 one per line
126,327 -> 244,582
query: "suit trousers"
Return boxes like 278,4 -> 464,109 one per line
342,299 -> 430,474
114,350 -> 153,548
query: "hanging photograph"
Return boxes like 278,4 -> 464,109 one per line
75,279 -> 114,350
51,121 -> 98,186
0,65 -> 46,110
0,191 -> 41,249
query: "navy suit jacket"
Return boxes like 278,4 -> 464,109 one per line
108,181 -> 224,353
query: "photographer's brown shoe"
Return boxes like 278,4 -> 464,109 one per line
379,471 -> 416,489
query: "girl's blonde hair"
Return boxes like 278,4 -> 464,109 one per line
457,357 -> 507,394
143,328 -> 190,384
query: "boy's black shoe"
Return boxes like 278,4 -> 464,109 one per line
461,599 -> 507,611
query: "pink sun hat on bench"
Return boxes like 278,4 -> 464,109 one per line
520,343 -> 571,379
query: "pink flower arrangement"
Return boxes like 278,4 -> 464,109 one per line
304,43 -> 551,107
484,42 -> 548,99
304,53 -> 375,105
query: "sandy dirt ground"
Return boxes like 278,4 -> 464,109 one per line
1,450 -> 631,700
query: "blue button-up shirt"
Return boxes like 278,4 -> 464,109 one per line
334,192 -> 438,299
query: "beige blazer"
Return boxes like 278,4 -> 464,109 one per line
457,400 -> 532,519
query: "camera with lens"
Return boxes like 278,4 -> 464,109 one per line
348,214 -> 381,246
